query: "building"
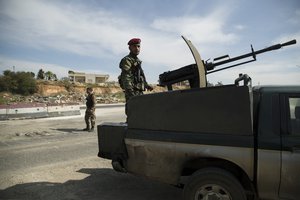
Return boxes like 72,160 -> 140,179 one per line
68,71 -> 109,84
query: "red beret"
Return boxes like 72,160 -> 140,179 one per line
128,38 -> 141,45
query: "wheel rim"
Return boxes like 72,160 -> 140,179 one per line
194,184 -> 232,200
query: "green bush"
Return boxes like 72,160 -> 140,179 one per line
0,70 -> 37,95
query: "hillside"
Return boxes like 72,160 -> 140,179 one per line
0,80 -> 168,105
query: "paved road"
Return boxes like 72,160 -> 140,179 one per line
0,105 -> 182,200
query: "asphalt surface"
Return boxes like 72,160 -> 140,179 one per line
0,105 -> 182,200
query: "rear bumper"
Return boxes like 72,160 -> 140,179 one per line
97,123 -> 128,160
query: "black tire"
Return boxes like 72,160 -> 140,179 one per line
183,167 -> 247,200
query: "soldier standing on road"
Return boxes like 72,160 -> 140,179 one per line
118,38 -> 153,114
83,87 -> 96,132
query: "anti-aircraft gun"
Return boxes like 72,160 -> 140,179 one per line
159,36 -> 296,90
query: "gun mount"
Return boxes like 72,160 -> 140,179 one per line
159,36 -> 296,90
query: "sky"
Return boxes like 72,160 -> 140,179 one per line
0,0 -> 300,85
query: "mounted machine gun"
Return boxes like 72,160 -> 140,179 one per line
159,36 -> 296,90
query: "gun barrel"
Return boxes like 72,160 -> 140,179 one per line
282,39 -> 297,47
207,39 -> 297,71
255,39 -> 297,55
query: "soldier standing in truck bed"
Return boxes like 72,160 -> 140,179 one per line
118,38 -> 153,114
83,87 -> 96,132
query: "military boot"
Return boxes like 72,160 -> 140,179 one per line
83,124 -> 90,131
88,126 -> 94,132
89,121 -> 95,132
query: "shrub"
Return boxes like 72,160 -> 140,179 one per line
0,70 -> 37,95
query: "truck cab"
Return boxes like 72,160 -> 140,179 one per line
253,86 -> 300,199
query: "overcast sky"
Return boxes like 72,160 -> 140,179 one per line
0,0 -> 299,85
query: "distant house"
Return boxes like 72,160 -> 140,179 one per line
68,71 -> 109,84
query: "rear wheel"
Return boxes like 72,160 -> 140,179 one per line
183,167 -> 247,200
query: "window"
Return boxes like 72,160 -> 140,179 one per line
289,97 -> 300,135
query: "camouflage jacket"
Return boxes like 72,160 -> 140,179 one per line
119,53 -> 149,91
86,93 -> 96,109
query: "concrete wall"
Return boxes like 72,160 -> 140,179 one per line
0,104 -> 81,120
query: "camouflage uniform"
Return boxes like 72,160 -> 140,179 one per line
119,53 -> 149,103
84,92 -> 96,131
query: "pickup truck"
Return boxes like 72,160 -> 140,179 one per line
98,84 -> 300,200
97,37 -> 299,200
